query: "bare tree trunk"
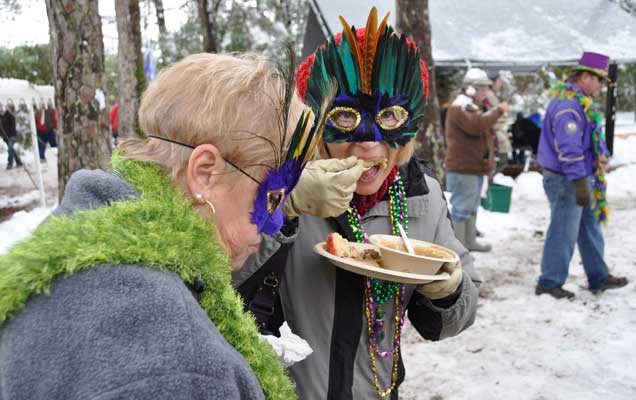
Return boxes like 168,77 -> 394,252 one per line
151,0 -> 169,66
396,0 -> 445,183
197,0 -> 219,53
152,0 -> 166,34
115,0 -> 146,138
45,0 -> 112,199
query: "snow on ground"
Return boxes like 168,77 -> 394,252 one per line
615,111 -> 636,136
607,113 -> 636,203
0,206 -> 51,253
401,134 -> 636,400
0,146 -> 58,209
0,146 -> 57,250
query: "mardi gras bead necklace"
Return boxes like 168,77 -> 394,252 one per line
346,172 -> 408,398
551,81 -> 610,224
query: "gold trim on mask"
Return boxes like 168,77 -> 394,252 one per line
326,106 -> 362,132
266,188 -> 286,214
375,105 -> 409,130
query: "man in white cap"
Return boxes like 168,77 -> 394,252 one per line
444,68 -> 508,252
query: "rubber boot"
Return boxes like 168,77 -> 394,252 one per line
451,219 -> 468,248
465,216 -> 491,252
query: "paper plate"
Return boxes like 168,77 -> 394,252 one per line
313,242 -> 450,284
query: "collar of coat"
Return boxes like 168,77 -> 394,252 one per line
0,152 -> 296,400
452,93 -> 479,111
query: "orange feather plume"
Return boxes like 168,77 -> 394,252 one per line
362,8 -> 378,95
338,15 -> 364,84
339,8 -> 391,96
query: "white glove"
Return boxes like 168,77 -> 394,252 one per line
284,156 -> 365,218
415,261 -> 463,300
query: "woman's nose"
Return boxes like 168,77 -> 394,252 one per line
355,141 -> 381,151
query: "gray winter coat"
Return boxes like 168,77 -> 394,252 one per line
237,160 -> 480,399
0,170 -> 265,400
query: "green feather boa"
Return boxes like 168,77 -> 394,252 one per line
0,153 -> 296,400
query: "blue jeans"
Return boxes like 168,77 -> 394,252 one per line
6,137 -> 21,166
539,171 -> 608,290
446,172 -> 484,221
37,130 -> 57,160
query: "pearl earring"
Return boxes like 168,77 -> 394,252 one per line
194,193 -> 216,216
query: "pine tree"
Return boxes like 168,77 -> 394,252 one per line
152,0 -> 166,34
44,0 -> 112,199
396,0 -> 446,182
197,0 -> 220,53
115,0 -> 146,138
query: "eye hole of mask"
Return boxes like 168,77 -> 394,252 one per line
375,106 -> 409,130
326,106 -> 361,132
266,188 -> 286,214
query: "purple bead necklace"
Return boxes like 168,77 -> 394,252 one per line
346,173 -> 408,358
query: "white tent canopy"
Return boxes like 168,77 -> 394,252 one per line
0,78 -> 54,105
306,0 -> 636,67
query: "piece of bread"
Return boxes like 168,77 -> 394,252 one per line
326,233 -> 381,261
326,232 -> 351,257
359,159 -> 388,170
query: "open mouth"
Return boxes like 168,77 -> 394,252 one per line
359,160 -> 386,183
359,166 -> 380,183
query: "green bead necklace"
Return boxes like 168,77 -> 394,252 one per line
346,172 -> 408,398
346,172 -> 408,321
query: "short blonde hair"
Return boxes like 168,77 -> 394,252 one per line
119,53 -> 303,181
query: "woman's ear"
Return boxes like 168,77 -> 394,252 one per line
186,143 -> 224,199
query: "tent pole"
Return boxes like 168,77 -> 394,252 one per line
27,106 -> 46,208
605,63 -> 618,156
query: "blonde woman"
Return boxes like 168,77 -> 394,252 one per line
0,53 -> 321,400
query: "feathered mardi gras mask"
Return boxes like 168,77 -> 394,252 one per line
296,7 -> 429,148
149,62 -> 332,236
248,103 -> 328,235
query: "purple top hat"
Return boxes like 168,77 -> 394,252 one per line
572,51 -> 610,81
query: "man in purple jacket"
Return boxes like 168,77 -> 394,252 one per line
536,51 -> 627,299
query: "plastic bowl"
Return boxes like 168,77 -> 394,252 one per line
369,234 -> 459,275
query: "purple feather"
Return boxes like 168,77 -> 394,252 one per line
251,159 -> 303,235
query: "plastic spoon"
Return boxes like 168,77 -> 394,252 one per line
397,222 -> 415,255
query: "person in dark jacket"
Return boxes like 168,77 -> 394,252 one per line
0,53 -> 323,400
237,10 -> 479,399
1,102 -> 22,169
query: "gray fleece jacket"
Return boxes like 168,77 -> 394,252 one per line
237,160 -> 480,399
0,170 -> 265,400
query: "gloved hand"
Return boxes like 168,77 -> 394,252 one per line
283,156 -> 365,218
415,261 -> 463,300
573,178 -> 591,208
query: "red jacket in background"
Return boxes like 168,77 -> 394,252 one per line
110,103 -> 119,132
36,108 -> 57,133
